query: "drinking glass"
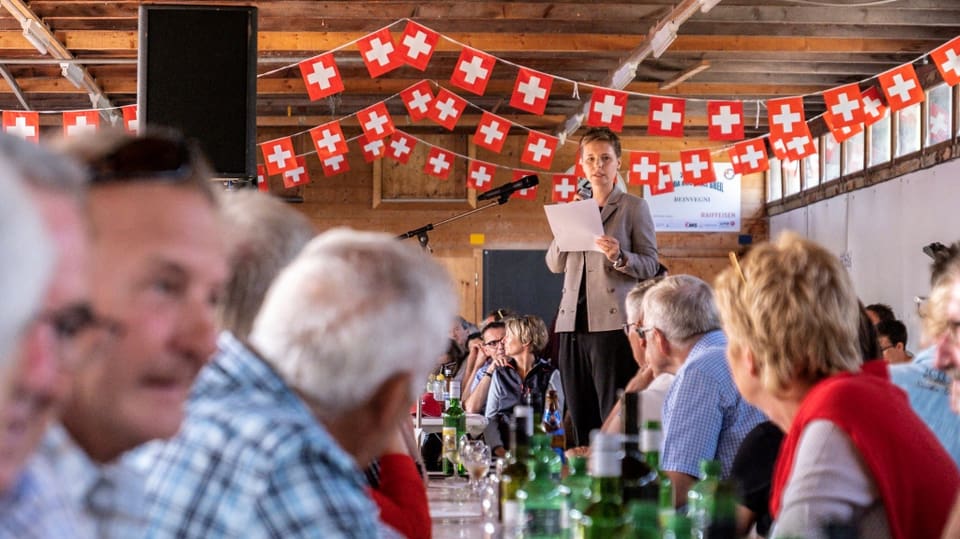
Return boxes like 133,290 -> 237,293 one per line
460,437 -> 491,493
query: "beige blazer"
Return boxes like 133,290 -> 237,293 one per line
545,189 -> 659,332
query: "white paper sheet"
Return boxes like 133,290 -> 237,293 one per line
543,198 -> 604,252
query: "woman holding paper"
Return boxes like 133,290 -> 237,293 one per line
545,126 -> 660,446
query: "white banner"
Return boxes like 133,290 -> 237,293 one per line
644,162 -> 741,232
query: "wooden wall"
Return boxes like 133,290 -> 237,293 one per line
257,127 -> 768,322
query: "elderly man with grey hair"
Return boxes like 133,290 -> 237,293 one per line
641,275 -> 766,508
144,228 -> 456,538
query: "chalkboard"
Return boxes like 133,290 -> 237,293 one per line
482,249 -> 563,329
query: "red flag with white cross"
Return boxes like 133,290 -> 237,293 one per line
427,88 -> 467,131
648,164 -> 675,196
256,165 -> 268,192
3,111 -> 38,143
473,111 -> 510,153
357,102 -> 394,141
386,131 -> 417,164
62,110 -> 99,138
320,154 -> 350,177
521,131 -> 558,170
400,80 -> 435,121
467,160 -> 495,192
357,28 -> 403,78
310,121 -> 348,159
932,36 -> 960,87
260,136 -> 297,175
860,86 -> 887,127
450,47 -> 496,96
707,101 -> 744,141
647,96 -> 685,137
767,96 -> 806,138
358,133 -> 386,163
510,68 -> 553,115
121,105 -> 138,134
552,174 -> 578,202
424,147 -> 455,180
680,149 -> 715,186
823,83 -> 865,129
398,21 -> 438,71
298,53 -> 343,101
511,170 -> 539,200
783,123 -> 817,161
627,151 -> 660,186
823,113 -> 863,144
586,88 -> 628,132
281,156 -> 311,189
878,64 -> 924,111
730,139 -> 769,175
768,135 -> 789,161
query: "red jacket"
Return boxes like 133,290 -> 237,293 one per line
771,370 -> 960,539
368,454 -> 431,539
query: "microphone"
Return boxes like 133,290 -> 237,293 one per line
477,174 -> 540,201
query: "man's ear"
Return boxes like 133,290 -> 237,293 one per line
896,342 -> 906,352
654,329 -> 670,357
745,347 -> 761,377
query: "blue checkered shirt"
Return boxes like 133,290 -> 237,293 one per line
143,332 -> 398,538
661,330 -> 767,479
0,455 -> 86,538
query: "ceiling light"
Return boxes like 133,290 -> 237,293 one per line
20,19 -> 48,55
610,63 -> 638,89
61,62 -> 84,88
649,22 -> 678,58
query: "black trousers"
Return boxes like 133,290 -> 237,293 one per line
557,330 -> 638,447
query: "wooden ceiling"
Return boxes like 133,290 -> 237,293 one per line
0,0 -> 957,137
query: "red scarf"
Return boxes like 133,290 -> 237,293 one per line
770,370 -> 959,539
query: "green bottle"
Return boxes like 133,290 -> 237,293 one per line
519,456 -> 568,538
501,405 -> 533,534
621,392 -> 659,504
562,455 -> 593,536
621,500 -> 659,539
532,433 -> 563,482
441,380 -> 465,476
582,431 -> 624,539
702,481 -> 737,539
662,513 -> 693,539
640,420 -> 673,528
687,459 -> 721,537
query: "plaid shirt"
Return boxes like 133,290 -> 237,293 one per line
144,332 -> 398,538
661,330 -> 767,479
0,455 -> 86,538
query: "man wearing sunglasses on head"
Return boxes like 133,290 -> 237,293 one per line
32,129 -> 228,538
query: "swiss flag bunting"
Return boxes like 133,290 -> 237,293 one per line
823,113 -> 863,144
260,136 -> 297,175
730,140 -> 769,175
878,64 -> 924,111
398,21 -> 438,71
648,164 -> 675,196
932,36 -> 960,87
783,123 -> 817,161
298,54 -> 344,101
648,96 -> 685,137
310,121 -> 348,159
510,68 -> 553,115
62,110 -> 99,137
357,102 -> 395,141
467,160 -> 495,192
3,111 -> 39,143
521,131 -> 558,170
400,81 -> 435,121
321,154 -> 350,177
427,88 -> 467,131
680,149 -> 715,186
552,174 -> 578,202
450,47 -> 496,96
386,131 -> 417,164
767,97 -> 806,138
823,83 -> 865,128
473,111 -> 510,153
358,134 -> 386,163
586,88 -> 628,132
861,86 -> 888,126
121,105 -> 138,134
256,165 -> 268,192
627,151 -> 660,186
424,147 -> 455,180
768,135 -> 789,161
281,156 -> 311,189
707,101 -> 744,141
510,170 -> 539,200
357,29 -> 403,78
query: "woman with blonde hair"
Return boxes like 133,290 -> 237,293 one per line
714,232 -> 958,539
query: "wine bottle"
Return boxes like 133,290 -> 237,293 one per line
543,388 -> 566,464
501,405 -> 533,534
519,456 -> 567,538
687,459 -> 721,538
441,380 -> 465,476
562,455 -> 592,536
621,392 -> 658,504
581,431 -> 624,539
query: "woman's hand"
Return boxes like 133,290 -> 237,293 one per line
596,235 -> 621,263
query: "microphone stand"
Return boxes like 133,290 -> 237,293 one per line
396,192 -> 513,251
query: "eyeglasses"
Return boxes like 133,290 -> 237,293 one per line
482,338 -> 504,349
89,135 -> 194,184
622,322 -> 639,336
622,322 -> 655,340
880,344 -> 895,353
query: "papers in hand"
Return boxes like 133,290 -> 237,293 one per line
544,198 -> 604,252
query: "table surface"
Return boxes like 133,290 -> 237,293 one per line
427,478 -> 500,539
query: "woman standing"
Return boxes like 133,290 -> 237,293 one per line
545,127 -> 659,446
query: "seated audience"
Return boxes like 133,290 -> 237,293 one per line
144,228 -> 455,537
714,232 -> 959,538
876,319 -> 911,364
38,129 -> 228,538
643,275 -> 766,507
462,321 -> 508,414
484,315 -> 563,455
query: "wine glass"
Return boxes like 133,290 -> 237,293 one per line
460,437 -> 491,494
